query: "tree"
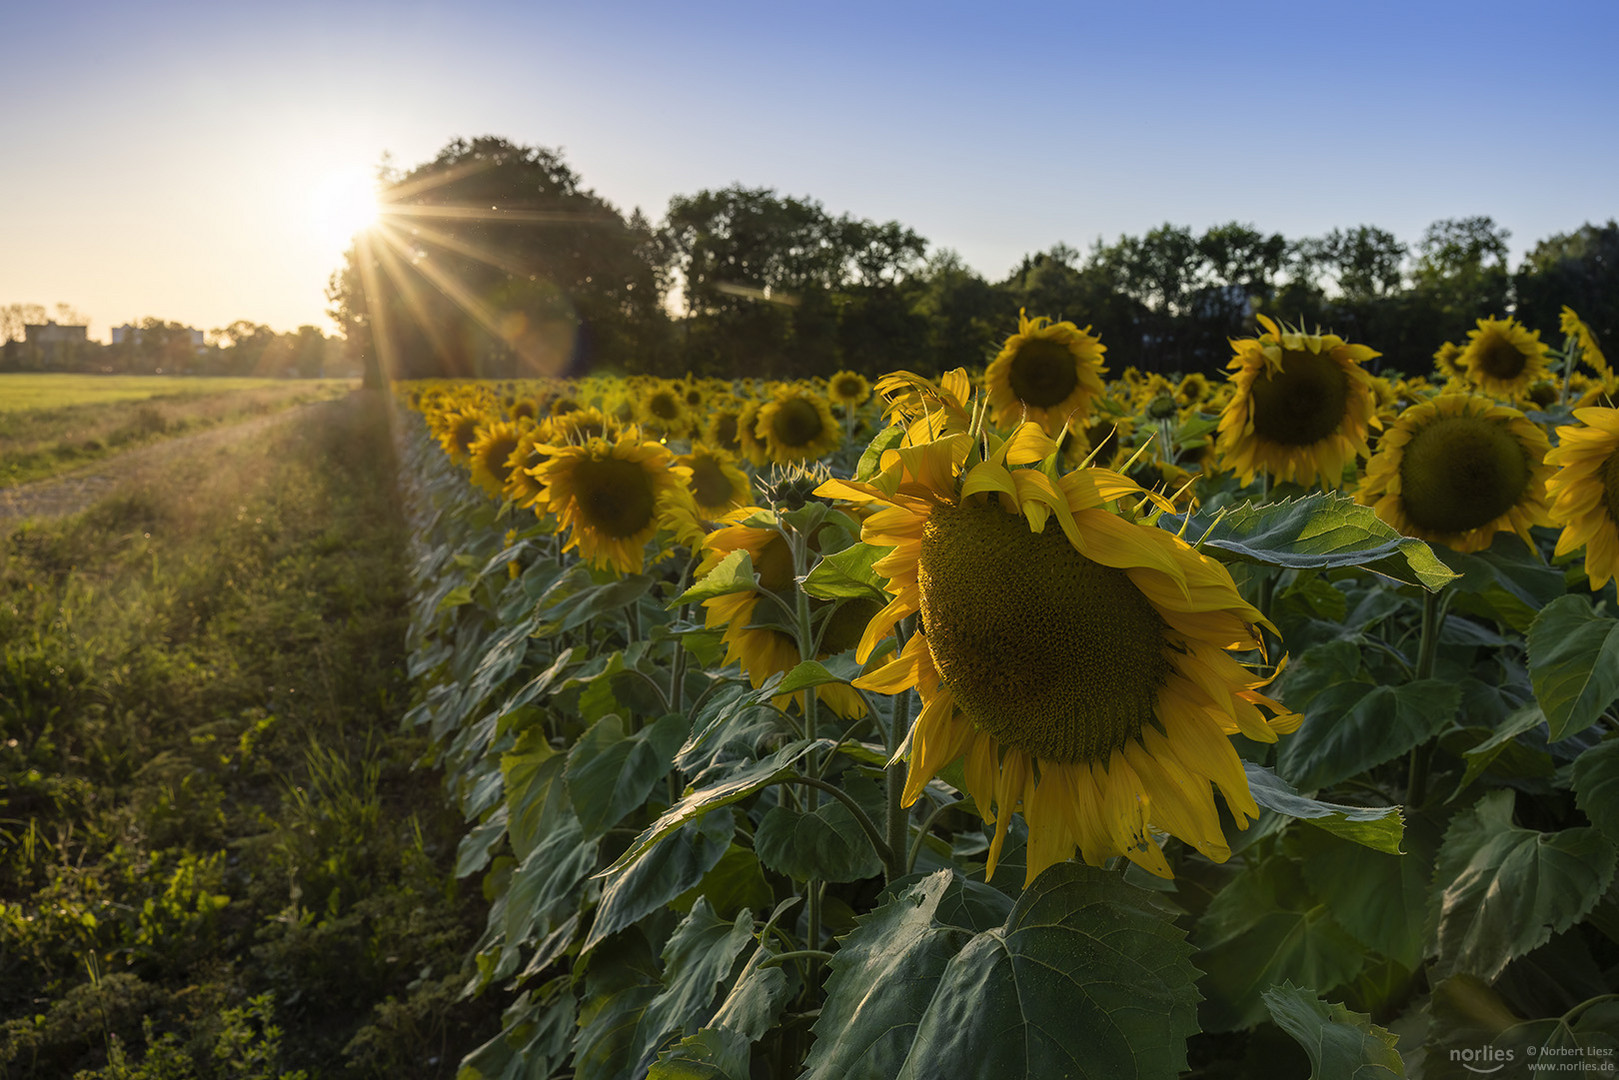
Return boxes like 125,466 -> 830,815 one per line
1514,220 -> 1619,352
328,136 -> 668,383
1411,215 -> 1511,337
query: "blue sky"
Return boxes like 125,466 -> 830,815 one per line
2,0 -> 1615,338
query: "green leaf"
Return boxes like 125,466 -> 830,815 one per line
635,899 -> 756,1074
457,982 -> 577,1080
1278,680 -> 1460,793
455,814 -> 508,879
1573,738 -> 1619,844
436,583 -> 473,613
1165,492 -> 1458,590
675,549 -> 757,606
754,776 -> 884,883
768,659 -> 842,698
600,740 -> 829,879
1528,595 -> 1619,741
708,954 -> 791,1043
586,810 -> 738,952
856,424 -> 906,481
804,866 -> 1201,1080
1296,818 -> 1437,969
1454,705 -> 1550,799
1197,858 -> 1367,1031
575,931 -> 662,1080
802,542 -> 890,602
566,712 -> 690,840
671,845 -> 773,920
1262,982 -> 1406,1080
1429,789 -> 1618,982
498,813 -> 599,974
504,743 -> 568,862
647,1028 -> 751,1080
1441,534 -> 1567,633
1244,764 -> 1404,854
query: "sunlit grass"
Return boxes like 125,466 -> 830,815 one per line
0,373 -> 348,412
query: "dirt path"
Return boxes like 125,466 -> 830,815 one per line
0,400 -> 335,528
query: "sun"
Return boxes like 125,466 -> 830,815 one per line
308,165 -> 381,249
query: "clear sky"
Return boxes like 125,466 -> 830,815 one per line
3,0 -> 1615,340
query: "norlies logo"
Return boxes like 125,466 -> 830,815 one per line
1452,1046 -> 1516,1074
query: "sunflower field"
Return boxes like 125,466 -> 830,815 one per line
398,306 -> 1619,1079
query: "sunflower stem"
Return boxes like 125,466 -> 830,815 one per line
883,689 -> 914,883
1405,587 -> 1447,807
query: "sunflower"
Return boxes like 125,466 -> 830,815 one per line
985,310 -> 1108,437
1358,393 -> 1553,553
698,509 -> 868,719
1547,407 -> 1619,589
533,433 -> 689,574
1458,316 -> 1551,399
434,406 -> 486,465
736,400 -> 768,466
1434,341 -> 1466,381
504,422 -> 553,507
641,384 -> 691,438
817,422 -> 1297,885
677,444 -> 753,518
1176,372 -> 1211,408
1216,315 -> 1380,489
467,419 -> 527,500
828,370 -> 873,409
754,388 -> 841,465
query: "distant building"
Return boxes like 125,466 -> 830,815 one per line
23,321 -> 88,346
111,324 -> 206,349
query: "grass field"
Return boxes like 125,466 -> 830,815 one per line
0,376 -> 355,488
0,392 -> 495,1077
0,374 -> 347,413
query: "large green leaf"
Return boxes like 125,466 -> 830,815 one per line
457,981 -> 577,1080
1245,763 -> 1405,854
1429,789 -> 1617,981
1528,595 -> 1619,741
634,899 -> 757,1075
1196,858 -> 1366,1031
804,866 -> 1200,1080
1573,738 -> 1619,844
1455,705 -> 1550,798
1277,680 -> 1460,793
575,931 -> 662,1080
495,813 -> 599,980
1262,982 -> 1405,1080
586,810 -> 738,951
674,549 -> 757,606
647,1028 -> 750,1080
566,712 -> 689,839
600,740 -> 829,879
1165,493 -> 1457,590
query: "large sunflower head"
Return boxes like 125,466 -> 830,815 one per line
1459,316 -> 1551,398
818,419 -> 1297,885
434,406 -> 487,464
1547,407 -> 1619,589
1216,315 -> 1381,489
754,388 -> 841,465
534,433 -> 689,574
985,310 -> 1108,437
1357,393 -> 1553,553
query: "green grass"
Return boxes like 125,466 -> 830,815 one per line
0,375 -> 349,413
1,380 -> 354,489
0,393 -> 496,1078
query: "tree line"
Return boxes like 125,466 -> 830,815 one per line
210,137 -> 1619,384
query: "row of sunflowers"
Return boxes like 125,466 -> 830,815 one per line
397,306 -> 1618,1079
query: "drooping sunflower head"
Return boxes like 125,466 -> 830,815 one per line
1547,407 -> 1619,590
1459,316 -> 1550,398
535,433 -> 689,574
467,419 -> 528,499
1358,393 -> 1553,553
985,310 -> 1108,437
1562,306 -> 1612,384
828,370 -> 873,409
1216,315 -> 1380,489
754,388 -> 841,465
677,443 -> 753,518
820,420 -> 1297,885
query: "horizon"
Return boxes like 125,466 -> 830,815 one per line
3,0 -> 1616,339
